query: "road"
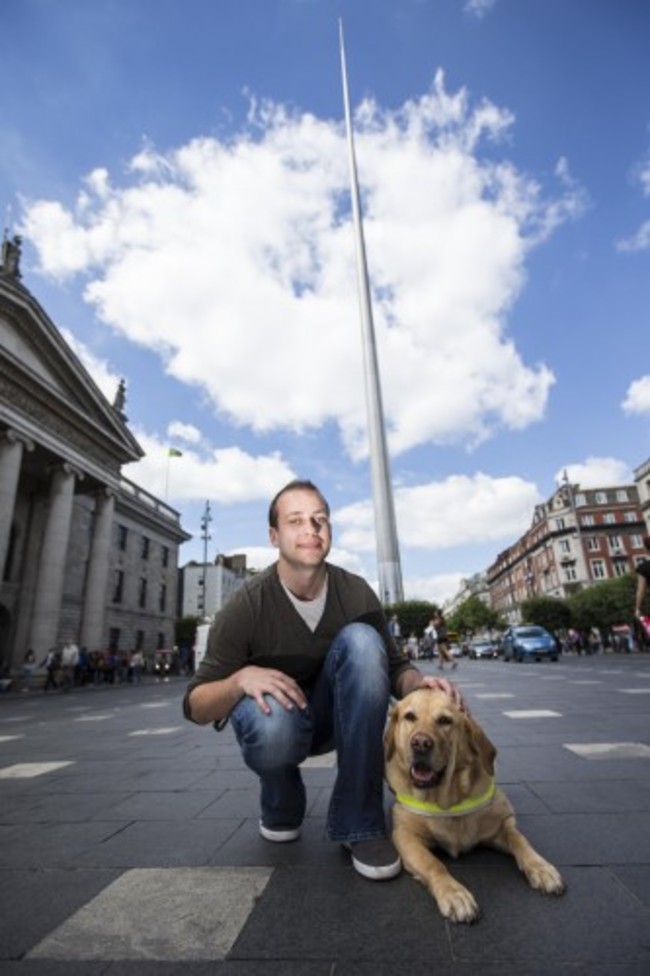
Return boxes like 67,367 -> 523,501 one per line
1,653 -> 649,974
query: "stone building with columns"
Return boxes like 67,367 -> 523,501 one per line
0,235 -> 190,676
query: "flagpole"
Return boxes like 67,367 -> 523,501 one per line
339,20 -> 404,604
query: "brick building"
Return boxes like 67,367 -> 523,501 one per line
487,476 -> 647,624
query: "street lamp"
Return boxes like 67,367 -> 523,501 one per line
200,501 -> 212,619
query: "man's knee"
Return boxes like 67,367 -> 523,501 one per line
329,623 -> 390,695
232,696 -> 310,766
336,622 -> 386,654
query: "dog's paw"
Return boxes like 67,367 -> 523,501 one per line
433,879 -> 480,924
525,858 -> 566,895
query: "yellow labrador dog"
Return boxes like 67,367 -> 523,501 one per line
385,688 -> 565,923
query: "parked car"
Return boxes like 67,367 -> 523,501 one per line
502,625 -> 560,662
468,637 -> 499,660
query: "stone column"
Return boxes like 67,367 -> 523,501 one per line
0,430 -> 34,579
27,463 -> 82,656
79,488 -> 115,652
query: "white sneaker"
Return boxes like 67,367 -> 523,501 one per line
259,821 -> 301,843
343,838 -> 402,880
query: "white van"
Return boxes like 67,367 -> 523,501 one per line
193,623 -> 211,671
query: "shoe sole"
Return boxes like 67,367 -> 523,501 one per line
343,844 -> 402,881
259,821 -> 301,843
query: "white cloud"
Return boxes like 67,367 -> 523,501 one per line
334,472 -> 541,551
20,76 -> 584,461
60,327 -> 121,401
622,375 -> 650,415
464,0 -> 498,19
403,571 -> 466,604
167,420 -> 202,444
617,155 -> 650,251
123,431 -> 296,505
617,220 -> 650,252
556,457 -> 633,489
640,160 -> 650,197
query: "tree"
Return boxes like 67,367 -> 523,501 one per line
519,596 -> 571,633
568,575 -> 636,634
449,596 -> 502,636
175,616 -> 201,650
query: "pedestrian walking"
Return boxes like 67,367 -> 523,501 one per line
21,649 -> 36,691
41,648 -> 61,692
634,535 -> 650,650
433,610 -> 456,670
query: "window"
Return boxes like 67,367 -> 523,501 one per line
603,513 -> 616,525
108,628 -> 120,652
574,493 -> 586,507
159,583 -> 167,612
157,632 -> 165,650
559,539 -> 571,554
112,570 -> 124,603
631,534 -> 644,548
162,546 -> 169,568
591,560 -> 606,579
624,512 -> 637,523
581,514 -> 595,527
586,537 -> 600,551
117,525 -> 128,551
138,577 -> 148,609
555,518 -> 566,530
141,536 -> 150,560
136,630 -> 145,650
616,489 -> 629,502
563,566 -> 577,581
595,491 -> 607,504
608,536 -> 623,553
613,559 -> 629,577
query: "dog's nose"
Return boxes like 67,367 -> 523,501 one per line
411,732 -> 433,754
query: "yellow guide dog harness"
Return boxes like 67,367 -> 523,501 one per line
395,777 -> 496,818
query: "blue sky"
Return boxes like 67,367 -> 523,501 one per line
2,0 -> 650,603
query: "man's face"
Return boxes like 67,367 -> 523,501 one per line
269,489 -> 332,568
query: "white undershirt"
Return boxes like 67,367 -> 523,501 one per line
281,576 -> 328,632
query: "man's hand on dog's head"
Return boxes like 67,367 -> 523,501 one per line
400,669 -> 469,714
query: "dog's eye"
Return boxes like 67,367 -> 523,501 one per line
403,710 -> 417,722
436,715 -> 453,727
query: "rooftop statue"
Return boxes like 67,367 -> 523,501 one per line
0,233 -> 22,279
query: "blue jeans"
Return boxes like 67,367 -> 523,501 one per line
229,622 -> 391,843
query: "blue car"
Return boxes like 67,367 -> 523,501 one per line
502,625 -> 560,662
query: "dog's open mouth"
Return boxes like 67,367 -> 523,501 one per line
410,760 -> 444,789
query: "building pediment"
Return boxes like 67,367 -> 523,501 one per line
0,276 -> 143,474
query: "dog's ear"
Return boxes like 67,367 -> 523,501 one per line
465,716 -> 497,774
384,706 -> 399,761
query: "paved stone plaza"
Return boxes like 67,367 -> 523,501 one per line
1,654 -> 649,974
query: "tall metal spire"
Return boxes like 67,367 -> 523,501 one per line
339,20 -> 404,604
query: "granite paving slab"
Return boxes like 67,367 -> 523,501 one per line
27,867 -> 272,962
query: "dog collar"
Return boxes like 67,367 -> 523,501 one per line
395,777 -> 496,818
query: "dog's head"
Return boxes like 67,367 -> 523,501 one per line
384,688 -> 496,795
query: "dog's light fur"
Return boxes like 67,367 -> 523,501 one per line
385,688 -> 565,923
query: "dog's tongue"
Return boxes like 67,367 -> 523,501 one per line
411,762 -> 434,787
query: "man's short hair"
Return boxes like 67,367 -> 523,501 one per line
268,479 -> 330,528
